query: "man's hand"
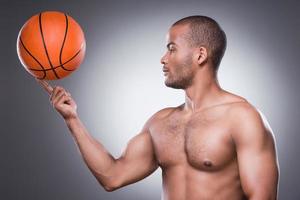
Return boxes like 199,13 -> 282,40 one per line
35,78 -> 78,120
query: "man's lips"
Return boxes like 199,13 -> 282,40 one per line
162,67 -> 169,73
163,67 -> 169,76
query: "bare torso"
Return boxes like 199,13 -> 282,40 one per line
149,96 -> 248,200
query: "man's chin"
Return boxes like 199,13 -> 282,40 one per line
165,80 -> 184,89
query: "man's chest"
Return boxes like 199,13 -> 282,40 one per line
150,109 -> 237,171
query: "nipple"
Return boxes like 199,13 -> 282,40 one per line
203,160 -> 212,167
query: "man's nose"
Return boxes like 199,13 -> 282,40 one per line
160,53 -> 168,65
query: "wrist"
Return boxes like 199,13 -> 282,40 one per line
64,114 -> 79,123
64,115 -> 83,138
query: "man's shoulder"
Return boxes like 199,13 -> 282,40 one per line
226,100 -> 274,143
227,100 -> 262,123
142,105 -> 182,130
150,106 -> 180,121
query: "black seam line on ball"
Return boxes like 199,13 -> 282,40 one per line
39,12 -> 60,79
27,48 -> 82,71
58,14 -> 73,72
20,37 -> 47,79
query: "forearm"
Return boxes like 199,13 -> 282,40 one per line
65,116 -> 117,188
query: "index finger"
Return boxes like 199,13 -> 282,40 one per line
35,78 -> 53,95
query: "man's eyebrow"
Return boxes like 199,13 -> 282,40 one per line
167,42 -> 176,48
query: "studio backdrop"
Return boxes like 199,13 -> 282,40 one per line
1,0 -> 299,199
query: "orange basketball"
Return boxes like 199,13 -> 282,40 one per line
17,11 -> 86,80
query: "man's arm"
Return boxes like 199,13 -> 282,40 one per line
66,116 -> 158,192
231,104 -> 279,200
36,79 -> 159,192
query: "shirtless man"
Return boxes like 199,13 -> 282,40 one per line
37,16 -> 279,200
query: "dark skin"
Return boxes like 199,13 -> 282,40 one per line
37,23 -> 279,199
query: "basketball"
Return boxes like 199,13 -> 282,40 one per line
16,11 -> 86,80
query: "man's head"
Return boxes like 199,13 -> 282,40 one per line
161,15 -> 227,89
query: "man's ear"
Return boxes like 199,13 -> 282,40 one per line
195,47 -> 208,66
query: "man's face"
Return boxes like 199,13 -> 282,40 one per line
161,24 -> 195,89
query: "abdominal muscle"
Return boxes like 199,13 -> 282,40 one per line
161,161 -> 247,200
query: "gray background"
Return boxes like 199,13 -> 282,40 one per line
1,0 -> 299,199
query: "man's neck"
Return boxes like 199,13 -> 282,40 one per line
184,69 -> 223,113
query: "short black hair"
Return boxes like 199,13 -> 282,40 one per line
172,16 -> 227,72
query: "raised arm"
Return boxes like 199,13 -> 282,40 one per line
231,104 -> 279,200
66,116 -> 158,192
36,79 -> 159,192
